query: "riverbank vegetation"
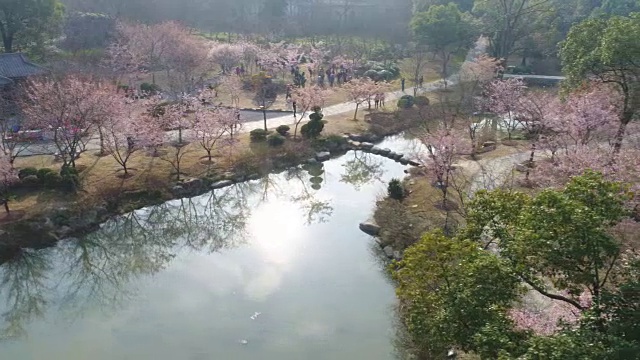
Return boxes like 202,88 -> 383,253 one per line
377,8 -> 640,360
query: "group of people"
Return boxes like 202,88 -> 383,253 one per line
290,63 -> 353,89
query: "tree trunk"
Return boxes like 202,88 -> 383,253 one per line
262,109 -> 268,131
1,30 -> 13,53
612,117 -> 630,155
353,104 -> 359,121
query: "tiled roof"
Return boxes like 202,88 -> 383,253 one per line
0,53 -> 48,79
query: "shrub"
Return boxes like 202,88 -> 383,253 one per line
59,175 -> 79,193
414,95 -> 430,107
397,95 -> 415,109
322,134 -> 348,151
36,168 -> 56,181
301,109 -> 325,139
301,121 -> 324,139
19,175 -> 41,190
18,167 -> 38,180
60,165 -> 79,178
42,172 -> 62,189
250,129 -> 269,142
388,178 -> 406,201
267,133 -> 285,147
140,82 -> 161,94
276,125 -> 290,136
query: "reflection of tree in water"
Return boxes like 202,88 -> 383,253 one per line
0,249 -> 51,339
0,184 -> 253,340
340,151 -> 385,190
285,165 -> 334,225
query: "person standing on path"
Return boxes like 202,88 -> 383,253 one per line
293,101 -> 297,118
401,78 -> 405,92
419,76 -> 424,88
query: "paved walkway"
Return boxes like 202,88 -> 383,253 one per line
239,80 -> 450,132
16,79 -> 451,157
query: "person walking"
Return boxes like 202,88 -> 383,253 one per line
292,101 -> 297,118
401,78 -> 405,92
374,93 -> 380,109
380,93 -> 386,107
419,76 -> 424,88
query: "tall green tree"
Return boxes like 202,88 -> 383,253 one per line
560,13 -> 640,153
0,0 -> 64,54
395,172 -> 640,359
411,3 -> 476,87
412,0 -> 474,13
393,230 -> 525,359
472,0 -> 554,61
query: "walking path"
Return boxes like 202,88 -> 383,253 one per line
16,79 -> 450,157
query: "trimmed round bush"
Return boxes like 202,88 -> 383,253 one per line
250,129 -> 269,142
397,95 -> 415,109
140,82 -> 161,94
414,95 -> 430,107
267,133 -> 285,147
276,125 -> 290,136
18,167 -> 38,180
388,178 -> 406,200
36,168 -> 56,181
42,172 -> 62,189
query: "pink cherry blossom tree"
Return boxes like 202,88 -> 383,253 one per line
22,76 -> 108,169
486,78 -> 527,141
210,42 -> 243,75
163,95 -> 197,145
291,86 -> 328,139
193,106 -> 233,163
219,75 -> 243,108
344,78 -> 378,120
418,128 -> 470,210
102,97 -> 164,177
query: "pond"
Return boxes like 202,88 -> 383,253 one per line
0,135 -> 420,360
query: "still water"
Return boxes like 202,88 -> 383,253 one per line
0,136 -> 420,360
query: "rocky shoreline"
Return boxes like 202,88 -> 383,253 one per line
0,131 -> 422,259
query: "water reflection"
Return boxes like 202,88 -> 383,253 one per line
0,162 -> 343,341
0,249 -> 50,339
340,151 -> 385,190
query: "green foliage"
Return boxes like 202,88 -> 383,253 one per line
393,230 -> 523,358
301,108 -> 325,139
59,165 -> 79,192
397,95 -> 415,109
18,167 -> 38,180
249,129 -> 269,142
140,82 -> 161,94
275,125 -> 290,136
395,172 -> 640,359
560,13 -> 640,125
410,2 -> 476,79
414,95 -> 430,107
36,168 -> 56,181
387,178 -> 406,200
267,133 -> 285,147
0,0 -> 65,55
41,171 -> 62,189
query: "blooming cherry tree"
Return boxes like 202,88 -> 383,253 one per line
486,78 -> 527,141
210,42 -> 243,74
291,86 -> 328,138
344,78 -> 378,120
23,76 -> 108,168
193,106 -> 233,163
103,97 -> 164,176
